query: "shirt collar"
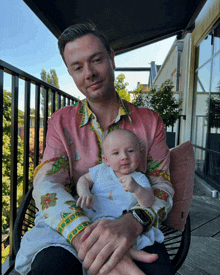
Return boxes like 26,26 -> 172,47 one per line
78,96 -> 131,127
78,99 -> 93,127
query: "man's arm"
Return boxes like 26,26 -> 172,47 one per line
33,112 -> 91,245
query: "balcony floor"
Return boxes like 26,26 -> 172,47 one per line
9,178 -> 220,275
177,179 -> 220,275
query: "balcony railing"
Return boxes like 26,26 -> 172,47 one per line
0,60 -> 80,274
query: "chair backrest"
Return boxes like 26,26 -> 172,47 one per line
166,140 -> 195,231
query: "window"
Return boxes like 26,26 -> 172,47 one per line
192,20 -> 220,189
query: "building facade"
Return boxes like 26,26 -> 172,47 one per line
151,0 -> 220,192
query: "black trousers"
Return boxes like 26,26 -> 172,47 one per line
28,242 -> 175,275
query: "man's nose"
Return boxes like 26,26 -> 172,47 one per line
85,64 -> 96,79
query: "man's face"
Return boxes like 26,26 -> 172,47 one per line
64,34 -> 115,102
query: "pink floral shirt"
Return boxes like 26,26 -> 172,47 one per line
33,97 -> 174,244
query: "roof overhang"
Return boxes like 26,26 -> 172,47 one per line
23,0 -> 207,55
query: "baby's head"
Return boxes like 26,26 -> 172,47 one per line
102,129 -> 141,177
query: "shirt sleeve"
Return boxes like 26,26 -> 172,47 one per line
33,113 -> 90,244
89,163 -> 106,183
130,113 -> 175,231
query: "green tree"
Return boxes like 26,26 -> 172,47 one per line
133,80 -> 182,129
30,108 -> 35,115
2,90 -> 24,232
41,69 -> 60,89
131,84 -> 148,107
40,69 -> 60,116
115,74 -> 130,102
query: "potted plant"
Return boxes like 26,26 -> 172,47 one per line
133,79 -> 183,148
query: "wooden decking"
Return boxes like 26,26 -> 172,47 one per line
9,178 -> 220,275
177,180 -> 220,275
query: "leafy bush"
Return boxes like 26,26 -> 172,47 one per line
133,80 -> 182,128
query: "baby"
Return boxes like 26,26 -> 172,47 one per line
76,129 -> 164,250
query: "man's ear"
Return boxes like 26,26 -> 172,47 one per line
102,155 -> 109,166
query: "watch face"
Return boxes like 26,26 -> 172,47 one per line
135,209 -> 151,225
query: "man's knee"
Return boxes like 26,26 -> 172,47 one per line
29,246 -> 82,275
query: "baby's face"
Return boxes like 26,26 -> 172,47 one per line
103,131 -> 141,178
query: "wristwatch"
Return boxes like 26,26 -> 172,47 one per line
129,209 -> 152,233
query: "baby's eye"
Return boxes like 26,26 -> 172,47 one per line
128,150 -> 134,153
113,152 -> 119,155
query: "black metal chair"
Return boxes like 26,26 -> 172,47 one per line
13,185 -> 191,272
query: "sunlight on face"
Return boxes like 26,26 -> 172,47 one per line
64,34 -> 115,103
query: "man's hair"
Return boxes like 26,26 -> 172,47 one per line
58,22 -> 112,65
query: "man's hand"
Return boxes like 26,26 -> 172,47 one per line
76,193 -> 94,209
119,175 -> 139,193
77,213 -> 151,275
97,249 -> 158,275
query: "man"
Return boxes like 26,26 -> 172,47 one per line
15,23 -> 175,275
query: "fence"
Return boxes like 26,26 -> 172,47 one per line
0,60 -> 79,274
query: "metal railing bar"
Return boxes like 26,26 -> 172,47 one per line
34,85 -> 40,168
9,74 -> 19,259
68,98 -> 70,105
43,88 -> 48,152
177,115 -> 186,145
58,93 -> 61,109
23,79 -> 31,195
51,90 -> 56,114
191,144 -> 220,156
63,96 -> 66,107
1,61 -> 80,275
0,60 -> 78,102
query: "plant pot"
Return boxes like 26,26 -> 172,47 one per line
206,133 -> 220,177
166,132 -> 176,149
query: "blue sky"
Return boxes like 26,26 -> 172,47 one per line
1,0 -> 176,103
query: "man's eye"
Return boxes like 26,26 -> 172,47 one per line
93,58 -> 101,63
128,150 -> 133,153
74,66 -> 82,71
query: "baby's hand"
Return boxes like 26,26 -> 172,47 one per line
76,194 -> 94,209
119,175 -> 138,193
